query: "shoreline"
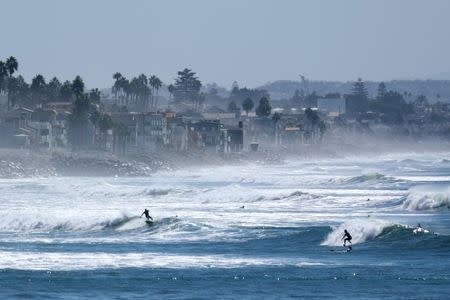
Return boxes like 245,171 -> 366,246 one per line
0,148 -> 282,179
1,138 -> 449,179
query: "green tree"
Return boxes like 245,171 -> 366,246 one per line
5,57 -> 18,77
242,97 -> 254,116
47,77 -> 62,102
91,112 -> 113,150
7,75 -> 29,107
89,88 -> 101,103
256,97 -> 272,117
149,75 -> 162,111
30,74 -> 47,105
113,122 -> 130,155
227,100 -> 238,112
272,112 -> 282,123
371,90 -> 411,124
346,78 -> 369,116
377,82 -> 387,100
60,80 -> 74,101
352,78 -> 368,98
0,61 -> 7,95
112,72 -> 122,100
305,108 -> 320,126
229,85 -> 270,106
167,84 -> 175,104
71,75 -> 85,99
1,56 -> 19,110
68,82 -> 91,150
304,108 -> 326,140
172,68 -> 202,110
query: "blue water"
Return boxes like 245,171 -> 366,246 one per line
0,152 -> 450,299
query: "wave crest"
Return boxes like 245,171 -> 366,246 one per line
403,186 -> 450,211
0,214 -> 184,233
321,219 -> 392,246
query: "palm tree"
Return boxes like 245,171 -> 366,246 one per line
30,74 -> 47,105
112,72 -> 123,104
0,61 -> 7,107
121,78 -> 131,106
149,75 -> 162,111
5,57 -> 18,77
136,74 -> 149,111
167,84 -> 175,109
4,56 -> 18,110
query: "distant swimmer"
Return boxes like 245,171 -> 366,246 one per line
342,229 -> 353,247
240,206 -> 245,209
140,209 -> 153,221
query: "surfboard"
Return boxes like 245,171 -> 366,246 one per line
330,246 -> 352,253
145,220 -> 154,226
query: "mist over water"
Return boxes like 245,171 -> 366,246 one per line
1,151 -> 450,298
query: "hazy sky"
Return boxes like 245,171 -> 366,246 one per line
1,0 -> 450,89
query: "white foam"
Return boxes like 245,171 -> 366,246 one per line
321,219 -> 392,246
403,186 -> 450,211
0,153 -> 448,247
0,251 -> 324,271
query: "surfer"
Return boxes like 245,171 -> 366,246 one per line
140,209 -> 153,221
342,229 -> 352,247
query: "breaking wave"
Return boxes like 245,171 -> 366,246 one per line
402,186 -> 450,211
344,173 -> 396,184
321,219 -> 392,246
0,214 -> 184,233
321,219 -> 443,248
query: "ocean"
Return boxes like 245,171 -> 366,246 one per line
0,152 -> 449,299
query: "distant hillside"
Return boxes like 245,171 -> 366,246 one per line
259,80 -> 450,102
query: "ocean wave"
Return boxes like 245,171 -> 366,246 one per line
250,190 -> 319,203
344,173 -> 396,184
0,251 -> 326,271
0,214 -> 184,233
269,191 -> 318,201
321,219 -> 391,246
321,219 -> 442,248
79,188 -> 177,198
402,186 -> 450,211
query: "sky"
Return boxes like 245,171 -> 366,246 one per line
1,0 -> 450,89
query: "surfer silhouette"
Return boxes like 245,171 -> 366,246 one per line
140,209 -> 153,221
342,229 -> 352,247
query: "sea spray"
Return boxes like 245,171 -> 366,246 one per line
403,185 -> 450,211
321,219 -> 392,246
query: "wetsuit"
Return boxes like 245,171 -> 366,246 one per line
343,231 -> 352,246
141,209 -> 153,221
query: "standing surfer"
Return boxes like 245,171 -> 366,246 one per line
342,229 -> 352,247
140,209 -> 153,221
